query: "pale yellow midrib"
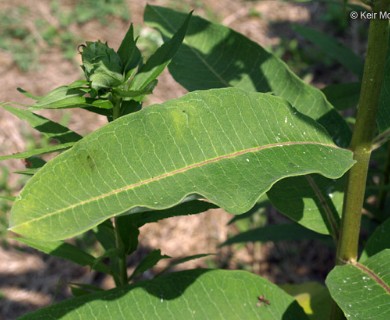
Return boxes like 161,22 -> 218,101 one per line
13,141 -> 339,229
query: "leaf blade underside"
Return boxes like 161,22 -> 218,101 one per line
9,88 -> 354,240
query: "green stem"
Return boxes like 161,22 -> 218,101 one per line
112,98 -> 128,287
337,0 -> 390,265
113,98 -> 121,120
331,2 -> 390,319
114,217 -> 128,286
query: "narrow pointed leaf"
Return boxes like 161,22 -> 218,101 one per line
293,24 -> 364,76
0,142 -> 74,161
159,253 -> 213,274
131,11 -> 192,91
29,84 -> 113,110
20,269 -> 308,320
16,237 -> 111,274
117,24 -> 142,74
326,250 -> 390,320
9,88 -> 354,241
1,104 -> 82,143
128,249 -> 170,281
220,223 -> 332,247
17,87 -> 41,100
30,86 -> 88,110
144,5 -> 351,147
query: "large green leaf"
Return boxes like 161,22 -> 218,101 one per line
144,5 -> 352,236
20,269 -> 308,320
144,5 -> 351,147
326,250 -> 390,320
9,88 -> 354,240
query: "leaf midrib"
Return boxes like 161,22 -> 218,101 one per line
13,141 -> 340,229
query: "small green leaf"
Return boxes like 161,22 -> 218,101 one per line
128,249 -> 170,281
293,24 -> 364,76
131,10 -> 192,91
0,142 -> 74,161
16,237 -> 111,274
20,269 -> 308,320
117,24 -> 142,74
1,104 -> 82,143
159,253 -> 214,274
116,215 -> 139,255
113,79 -> 157,101
326,250 -> 390,320
70,283 -> 104,297
220,223 -> 332,247
29,85 -> 88,110
17,87 -> 41,100
94,219 -> 116,251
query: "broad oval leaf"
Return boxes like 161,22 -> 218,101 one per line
9,88 -> 354,240
144,5 -> 351,147
144,5 -> 353,237
20,269 -> 308,320
326,250 -> 390,320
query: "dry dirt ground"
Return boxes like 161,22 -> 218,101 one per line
0,1 -> 361,319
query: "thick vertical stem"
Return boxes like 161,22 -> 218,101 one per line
337,2 -> 389,265
331,3 -> 389,319
112,98 -> 128,287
